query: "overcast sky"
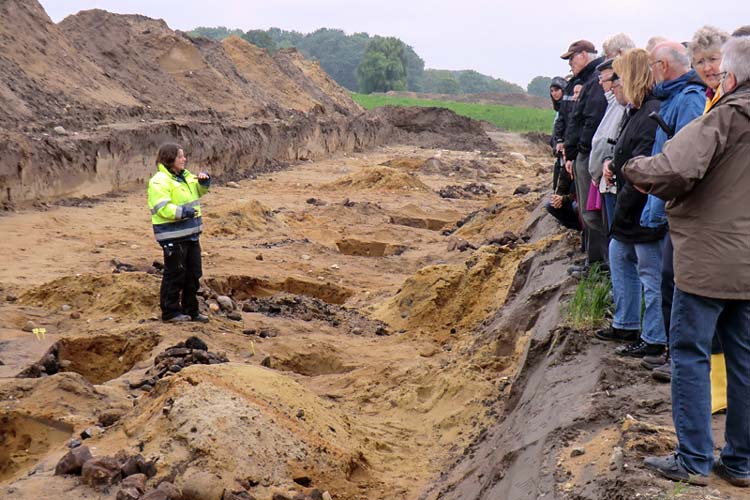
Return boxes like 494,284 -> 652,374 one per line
39,0 -> 749,88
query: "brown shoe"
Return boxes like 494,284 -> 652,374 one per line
652,362 -> 671,382
714,459 -> 750,487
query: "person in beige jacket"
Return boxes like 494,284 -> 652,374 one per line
622,36 -> 750,488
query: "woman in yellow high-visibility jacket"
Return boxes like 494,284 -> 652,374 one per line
147,143 -> 211,322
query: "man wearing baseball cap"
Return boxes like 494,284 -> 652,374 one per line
561,40 -> 609,268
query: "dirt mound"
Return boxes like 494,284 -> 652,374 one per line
116,364 -> 372,499
206,199 -> 288,237
446,197 -> 543,244
372,238 -> 559,337
373,106 -> 498,151
20,273 -> 160,318
323,166 -> 430,192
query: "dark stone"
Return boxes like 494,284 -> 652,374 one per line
293,476 -> 312,487
120,454 -> 156,478
164,347 -> 191,358
140,384 -> 154,392
296,409 -> 305,420
375,326 -> 388,336
156,481 -> 182,499
255,254 -> 264,261
189,350 -> 210,364
55,445 -> 93,475
223,490 -> 256,500
258,328 -> 278,338
242,329 -> 257,336
513,184 -> 531,195
67,438 -> 82,449
227,311 -> 243,321
6,294 -> 17,302
261,356 -> 272,368
185,336 -> 208,351
41,353 -> 58,375
98,409 -> 125,427
116,487 -> 142,500
121,473 -> 147,493
169,364 -> 182,373
140,490 -> 169,500
81,456 -> 122,487
308,490 -> 323,500
272,495 -> 292,500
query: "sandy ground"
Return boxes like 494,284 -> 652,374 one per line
0,133 -> 554,500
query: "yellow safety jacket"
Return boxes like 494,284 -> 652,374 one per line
147,163 -> 209,245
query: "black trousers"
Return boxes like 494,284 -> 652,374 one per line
160,239 -> 202,320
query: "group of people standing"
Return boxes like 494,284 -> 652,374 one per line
547,27 -> 750,488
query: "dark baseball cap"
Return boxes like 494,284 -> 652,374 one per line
561,40 -> 596,59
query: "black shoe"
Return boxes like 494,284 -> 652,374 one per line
641,352 -> 668,370
163,314 -> 191,323
191,314 -> 209,323
595,327 -> 639,343
713,458 -> 750,487
644,454 -> 709,486
652,362 -> 672,382
616,340 -> 665,358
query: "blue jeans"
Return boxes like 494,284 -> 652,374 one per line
608,239 -> 666,344
604,192 -> 617,232
670,288 -> 750,477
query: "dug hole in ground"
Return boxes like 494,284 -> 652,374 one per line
0,1 -> 743,499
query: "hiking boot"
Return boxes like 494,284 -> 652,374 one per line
713,458 -> 750,487
652,362 -> 672,382
164,314 -> 191,323
616,340 -> 665,358
644,454 -> 709,486
641,352 -> 668,370
595,327 -> 639,343
191,314 -> 209,323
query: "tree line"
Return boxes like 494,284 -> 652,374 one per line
188,26 -> 549,96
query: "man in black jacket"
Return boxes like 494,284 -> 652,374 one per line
561,40 -> 609,265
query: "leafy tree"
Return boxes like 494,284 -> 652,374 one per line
241,30 -> 277,52
403,45 -> 425,91
356,37 -> 408,93
527,76 -> 554,97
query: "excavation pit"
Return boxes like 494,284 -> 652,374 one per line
0,412 -> 73,482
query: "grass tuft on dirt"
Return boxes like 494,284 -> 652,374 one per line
351,93 -> 554,133
566,263 -> 612,330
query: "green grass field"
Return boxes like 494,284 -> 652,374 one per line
351,93 -> 554,134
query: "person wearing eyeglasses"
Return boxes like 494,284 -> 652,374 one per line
624,36 -> 750,489
632,42 -> 706,362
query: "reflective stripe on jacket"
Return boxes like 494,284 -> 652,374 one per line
147,163 -> 209,244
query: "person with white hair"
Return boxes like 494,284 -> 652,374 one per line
624,36 -> 750,489
690,25 -> 730,112
602,32 -> 636,59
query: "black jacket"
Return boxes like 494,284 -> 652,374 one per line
565,56 -> 608,159
611,93 -> 666,243
554,76 -> 580,147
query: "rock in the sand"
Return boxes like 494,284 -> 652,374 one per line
117,487 -> 142,500
6,294 -> 17,302
22,320 -> 36,332
223,490 -> 256,500
208,301 -> 220,313
227,311 -> 242,321
140,491 -> 168,500
226,181 -> 241,189
121,473 -> 147,493
55,445 -> 93,475
98,409 -> 126,427
509,152 -> 526,162
82,456 -> 122,487
261,356 -> 272,368
156,481 -> 182,499
217,295 -> 234,311
185,336 -> 208,351
255,254 -> 264,261
513,184 -> 531,195
322,492 -> 333,500
180,470 -> 224,500
53,125 -> 68,135
570,447 -> 586,457
120,454 -> 157,478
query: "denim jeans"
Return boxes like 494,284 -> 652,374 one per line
670,288 -> 750,477
603,192 -> 617,232
608,239 -> 666,344
661,232 -> 674,336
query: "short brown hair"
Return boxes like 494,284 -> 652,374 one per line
613,49 -> 654,109
156,143 -> 183,168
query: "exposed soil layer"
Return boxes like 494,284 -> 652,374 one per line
0,128 -> 559,500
